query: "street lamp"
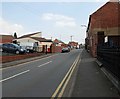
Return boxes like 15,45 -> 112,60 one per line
80,25 -> 88,45
81,24 -> 88,37
81,25 -> 87,27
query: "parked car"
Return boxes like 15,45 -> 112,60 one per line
19,42 -> 35,53
2,43 -> 26,54
20,46 -> 31,53
61,47 -> 70,53
0,43 -> 3,52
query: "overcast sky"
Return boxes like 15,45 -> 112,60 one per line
1,0 -> 110,44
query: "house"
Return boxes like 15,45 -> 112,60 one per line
68,41 -> 78,49
53,39 -> 65,46
16,32 -> 53,52
0,34 -> 14,43
51,39 -> 68,53
86,0 -> 120,57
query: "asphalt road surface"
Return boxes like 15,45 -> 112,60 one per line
1,49 -> 82,97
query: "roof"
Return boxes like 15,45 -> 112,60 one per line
17,32 -> 52,42
18,32 -> 41,38
0,34 -> 14,38
69,41 -> 78,44
53,39 -> 64,44
30,37 -> 52,42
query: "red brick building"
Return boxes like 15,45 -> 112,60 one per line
86,1 -> 120,57
68,41 -> 78,48
53,39 -> 65,46
0,35 -> 14,43
52,39 -> 68,53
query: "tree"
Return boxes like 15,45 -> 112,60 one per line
14,32 -> 17,39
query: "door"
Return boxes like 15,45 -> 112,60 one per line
97,31 -> 104,46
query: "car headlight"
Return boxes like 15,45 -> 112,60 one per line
20,49 -> 24,51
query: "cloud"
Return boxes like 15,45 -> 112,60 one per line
55,21 -> 76,27
0,17 -> 24,35
41,13 -> 77,27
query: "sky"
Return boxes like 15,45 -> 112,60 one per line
0,0 -> 110,44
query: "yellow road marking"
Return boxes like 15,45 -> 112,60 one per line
58,55 -> 80,98
51,53 -> 81,98
51,58 -> 77,98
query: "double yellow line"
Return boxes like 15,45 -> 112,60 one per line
51,53 -> 81,98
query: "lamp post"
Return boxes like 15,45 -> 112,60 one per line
81,25 -> 87,27
81,25 -> 88,49
81,24 -> 87,38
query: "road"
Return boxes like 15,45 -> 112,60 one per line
1,49 -> 82,97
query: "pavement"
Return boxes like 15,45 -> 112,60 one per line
70,49 -> 120,97
1,53 -> 53,68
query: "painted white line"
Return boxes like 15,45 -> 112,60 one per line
0,54 -> 59,70
38,61 -> 52,67
0,70 -> 30,82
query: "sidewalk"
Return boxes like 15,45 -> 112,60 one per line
71,49 -> 120,97
1,53 -> 53,68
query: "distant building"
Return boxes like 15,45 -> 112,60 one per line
86,1 -> 120,57
68,41 -> 78,48
0,34 -> 14,43
53,39 -> 65,46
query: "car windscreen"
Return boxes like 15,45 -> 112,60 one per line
12,44 -> 20,48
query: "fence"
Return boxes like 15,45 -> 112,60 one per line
97,46 -> 120,80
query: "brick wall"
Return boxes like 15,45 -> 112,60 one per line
90,2 -> 120,29
1,53 -> 44,63
51,44 -> 63,53
88,2 -> 120,57
0,35 -> 14,43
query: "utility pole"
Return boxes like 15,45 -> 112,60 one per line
70,35 -> 73,42
51,37 -> 52,40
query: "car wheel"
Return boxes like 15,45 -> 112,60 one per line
0,48 -> 3,52
15,50 -> 20,54
27,50 -> 29,53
